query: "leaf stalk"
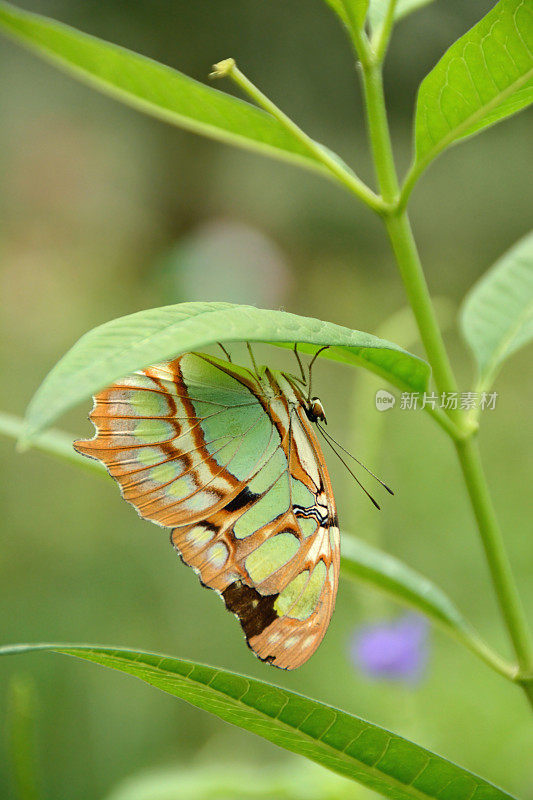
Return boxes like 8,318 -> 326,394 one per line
211,58 -> 385,213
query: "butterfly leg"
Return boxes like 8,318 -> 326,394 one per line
217,342 -> 232,362
246,342 -> 260,378
293,343 -> 306,386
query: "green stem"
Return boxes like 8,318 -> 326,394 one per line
384,213 -> 462,420
210,58 -> 384,213
452,627 -> 517,683
454,437 -> 533,673
359,62 -> 461,416
359,60 -> 399,203
350,42 -> 533,694
372,0 -> 400,63
423,404 -> 465,439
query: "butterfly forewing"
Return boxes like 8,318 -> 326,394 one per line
74,352 -> 339,669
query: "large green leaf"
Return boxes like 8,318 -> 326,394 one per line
22,302 -> 429,441
0,644 -> 517,800
0,1 -> 336,178
460,231 -> 533,392
408,0 -> 533,190
369,0 -> 435,31
340,535 -> 514,678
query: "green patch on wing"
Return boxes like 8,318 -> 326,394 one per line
275,561 -> 327,620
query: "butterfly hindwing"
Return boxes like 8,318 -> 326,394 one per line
74,352 -> 339,669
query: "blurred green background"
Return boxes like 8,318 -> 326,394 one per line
1,1 -> 532,798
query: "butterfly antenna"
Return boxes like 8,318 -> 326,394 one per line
317,427 -> 381,510
246,342 -> 260,378
293,342 -> 306,385
307,345 -> 330,400
317,422 -> 394,495
218,342 -> 232,362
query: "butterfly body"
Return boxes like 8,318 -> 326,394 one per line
74,352 -> 339,669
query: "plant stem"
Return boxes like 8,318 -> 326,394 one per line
359,60 -> 399,203
372,0 -> 400,64
384,213 -> 462,419
359,62 -> 462,418
351,42 -> 533,691
454,437 -> 533,673
210,59 -> 384,213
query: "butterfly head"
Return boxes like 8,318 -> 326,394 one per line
306,396 -> 327,425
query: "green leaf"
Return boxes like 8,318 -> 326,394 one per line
460,231 -> 533,392
0,411 -> 104,475
342,534 -> 475,634
369,0 -> 435,31
340,535 -> 515,679
0,1 -> 335,178
22,302 -> 430,441
409,0 -> 533,187
0,644 -> 517,800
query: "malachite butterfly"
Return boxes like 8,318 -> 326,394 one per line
74,349 -> 339,669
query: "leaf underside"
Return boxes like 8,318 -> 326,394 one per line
460,230 -> 533,389
369,0 -> 435,31
22,302 -> 429,440
0,644 -> 517,800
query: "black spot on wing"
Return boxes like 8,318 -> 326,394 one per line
222,580 -> 278,639
224,487 -> 259,513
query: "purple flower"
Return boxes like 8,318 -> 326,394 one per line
350,614 -> 429,683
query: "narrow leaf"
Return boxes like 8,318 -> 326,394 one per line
410,0 -> 533,184
341,535 -> 474,636
0,644 -> 517,800
0,412 -> 104,475
460,231 -> 533,391
22,302 -> 430,441
0,1 -> 335,177
340,535 -> 514,678
369,0 -> 435,31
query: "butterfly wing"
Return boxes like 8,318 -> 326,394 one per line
74,353 -> 339,669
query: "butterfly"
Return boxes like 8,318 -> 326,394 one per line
74,346 -> 340,669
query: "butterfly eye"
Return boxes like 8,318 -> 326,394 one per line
309,397 -> 327,424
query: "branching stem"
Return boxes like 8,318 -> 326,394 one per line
210,58 -> 385,213
346,21 -> 533,700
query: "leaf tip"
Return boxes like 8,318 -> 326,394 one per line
209,58 -> 236,80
